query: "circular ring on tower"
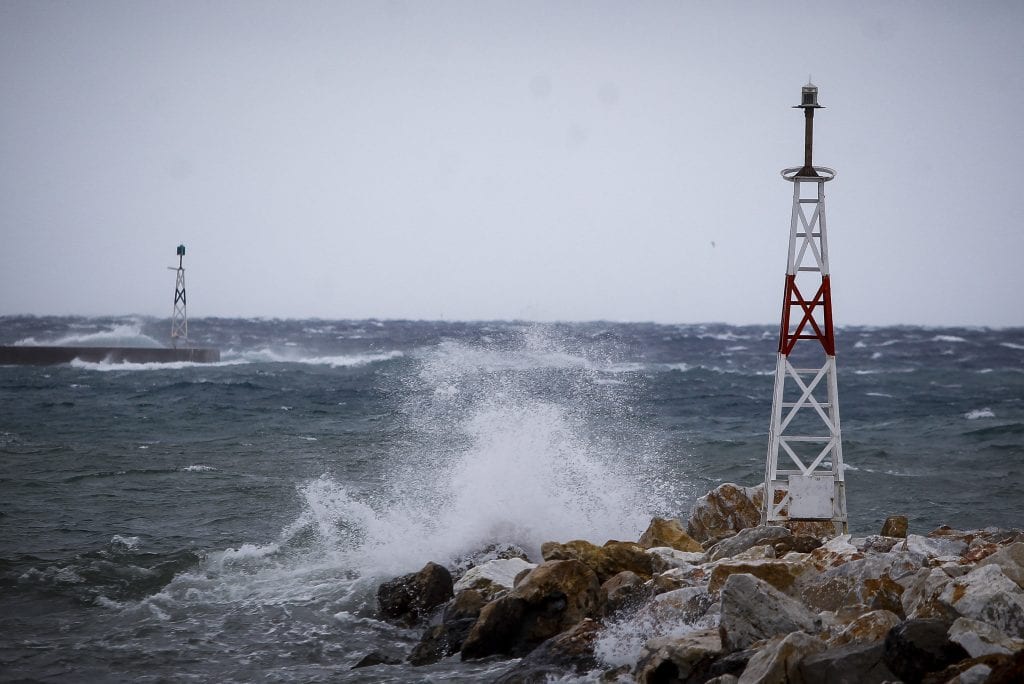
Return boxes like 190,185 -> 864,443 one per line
781,166 -> 836,182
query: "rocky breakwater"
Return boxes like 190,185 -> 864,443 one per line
367,483 -> 1024,683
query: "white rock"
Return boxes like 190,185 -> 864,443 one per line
941,564 -> 1024,639
951,664 -> 992,684
978,542 -> 1024,590
647,546 -> 704,569
903,533 -> 967,560
453,557 -> 535,600
737,631 -> 825,684
948,616 -> 1024,657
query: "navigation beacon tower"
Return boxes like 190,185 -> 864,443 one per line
762,82 -> 848,534
170,244 -> 187,348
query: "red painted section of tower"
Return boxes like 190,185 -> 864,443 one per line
778,275 -> 835,356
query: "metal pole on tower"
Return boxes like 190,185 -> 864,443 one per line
762,82 -> 848,534
170,245 -> 187,348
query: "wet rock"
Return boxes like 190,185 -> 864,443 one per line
708,559 -> 808,594
773,535 -> 823,556
856,534 -> 903,554
639,517 -> 704,552
829,609 -> 902,647
650,566 -> 708,595
881,515 -> 909,538
987,649 -> 1024,684
453,557 -> 536,602
451,543 -> 532,580
882,618 -> 968,683
409,589 -> 485,666
600,570 -> 651,618
377,561 -> 454,627
978,541 -> 1024,589
635,628 -> 722,684
806,534 -> 864,571
737,630 -> 825,683
352,649 -> 403,668
648,586 -> 716,624
940,563 -> 1024,638
493,618 -> 602,683
541,539 -> 655,584
800,552 -> 917,614
902,567 -> 959,621
719,573 -> 821,652
686,482 -> 763,545
798,639 -> 897,684
784,520 -> 842,539
647,546 -> 704,573
460,559 -> 600,659
707,526 -> 791,562
948,616 -> 1024,657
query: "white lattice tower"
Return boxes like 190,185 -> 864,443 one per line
762,82 -> 848,533
170,244 -> 187,348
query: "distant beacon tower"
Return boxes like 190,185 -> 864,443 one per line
762,82 -> 848,533
170,244 -> 187,348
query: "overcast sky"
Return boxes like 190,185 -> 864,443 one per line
1,1 -> 1021,326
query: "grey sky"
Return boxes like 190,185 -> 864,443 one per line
2,1 -> 1022,325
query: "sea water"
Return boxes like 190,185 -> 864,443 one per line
1,316 -> 1021,681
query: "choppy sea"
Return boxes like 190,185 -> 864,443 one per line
1,316 -> 1022,681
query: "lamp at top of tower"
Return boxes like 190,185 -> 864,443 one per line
795,80 -> 823,109
177,244 -> 186,257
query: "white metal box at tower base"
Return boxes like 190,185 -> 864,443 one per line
787,475 -> 834,518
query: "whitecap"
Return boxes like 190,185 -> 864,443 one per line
932,335 -> 967,343
964,408 -> 995,420
181,465 -> 216,472
1000,342 -> 1024,351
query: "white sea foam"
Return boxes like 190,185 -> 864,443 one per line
964,408 -> 995,420
69,359 -> 246,372
240,348 -> 402,367
1000,342 -> 1024,351
13,323 -> 164,348
181,465 -> 216,472
932,335 -> 967,343
110,535 -> 141,550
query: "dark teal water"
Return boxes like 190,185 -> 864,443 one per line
1,317 -> 1021,681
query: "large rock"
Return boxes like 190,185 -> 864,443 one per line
687,483 -> 763,544
409,588 -> 485,665
902,567 -> 959,621
639,517 -> 703,552
460,559 -> 601,659
798,640 -> 897,684
978,542 -> 1024,590
880,515 -> 909,538
599,570 -> 651,618
940,563 -> 1024,638
453,557 -> 536,602
882,618 -> 969,683
377,561 -> 454,627
708,559 -> 808,594
987,649 -> 1024,684
493,618 -> 602,683
707,526 -> 791,562
719,573 -> 821,652
903,533 -> 968,562
647,546 -> 705,573
800,552 -> 918,614
737,630 -> 825,684
829,609 -> 902,647
635,628 -> 723,684
948,617 -> 1024,657
541,539 -> 655,584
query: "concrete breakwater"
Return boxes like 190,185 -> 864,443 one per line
0,345 -> 220,365
368,482 -> 1024,682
